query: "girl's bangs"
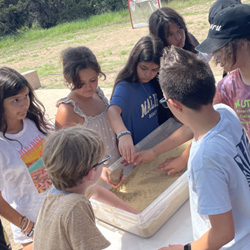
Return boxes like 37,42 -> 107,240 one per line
4,78 -> 28,99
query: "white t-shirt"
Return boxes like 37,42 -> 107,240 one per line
0,118 -> 52,243
188,104 -> 250,249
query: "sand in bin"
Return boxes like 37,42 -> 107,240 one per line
110,141 -> 190,212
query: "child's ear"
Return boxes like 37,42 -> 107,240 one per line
64,75 -> 69,82
240,39 -> 249,52
169,99 -> 183,112
86,168 -> 95,181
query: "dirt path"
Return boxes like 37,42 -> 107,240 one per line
1,0 -> 226,90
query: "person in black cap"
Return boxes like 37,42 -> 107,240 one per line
196,3 -> 250,138
208,0 -> 242,24
208,0 -> 242,78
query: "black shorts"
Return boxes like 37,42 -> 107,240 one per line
0,219 -> 12,250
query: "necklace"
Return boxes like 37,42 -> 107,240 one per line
141,83 -> 151,97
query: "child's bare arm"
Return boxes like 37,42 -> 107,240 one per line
91,185 -> 139,214
0,191 -> 35,234
157,143 -> 191,175
55,103 -> 84,130
0,191 -> 23,227
107,105 -> 135,163
134,125 -> 193,165
158,210 -> 235,250
101,167 -> 125,188
191,210 -> 235,249
22,243 -> 33,250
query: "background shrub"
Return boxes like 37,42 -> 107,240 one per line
0,0 -> 128,36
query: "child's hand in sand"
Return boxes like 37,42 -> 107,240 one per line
158,144 -> 190,175
118,135 -> 135,163
157,156 -> 186,175
133,149 -> 158,166
101,167 -> 125,188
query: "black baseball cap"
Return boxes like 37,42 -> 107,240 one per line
196,4 -> 250,54
208,0 -> 242,23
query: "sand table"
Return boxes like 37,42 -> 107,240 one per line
110,141 -> 190,212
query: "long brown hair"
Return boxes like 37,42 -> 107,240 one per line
149,7 -> 197,53
111,36 -> 164,98
0,67 -> 51,137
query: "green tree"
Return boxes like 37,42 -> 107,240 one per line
29,0 -> 66,29
0,0 -> 128,36
0,0 -> 31,36
90,0 -> 127,14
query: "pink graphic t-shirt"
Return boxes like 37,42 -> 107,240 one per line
214,68 -> 250,138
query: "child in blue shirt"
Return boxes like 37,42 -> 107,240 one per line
158,46 -> 250,250
108,36 -> 166,163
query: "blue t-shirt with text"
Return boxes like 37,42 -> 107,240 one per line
110,81 -> 158,144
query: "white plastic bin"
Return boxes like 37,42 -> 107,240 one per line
91,118 -> 189,237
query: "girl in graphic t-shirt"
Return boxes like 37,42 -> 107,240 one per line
0,67 -> 52,247
212,36 -> 250,138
